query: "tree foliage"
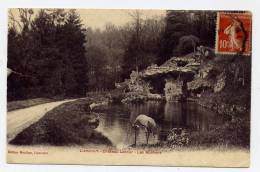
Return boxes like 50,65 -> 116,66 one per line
122,11 -> 165,78
84,12 -> 165,90
8,9 -> 87,100
158,10 -> 216,64
9,9 -> 250,101
85,24 -> 125,91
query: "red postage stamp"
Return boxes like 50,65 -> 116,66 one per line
215,12 -> 252,55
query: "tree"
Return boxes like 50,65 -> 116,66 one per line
8,9 -> 34,33
85,23 -> 127,91
129,10 -> 143,72
85,45 -> 108,91
122,12 -> 165,78
158,10 -> 217,64
7,9 -> 88,100
60,9 -> 88,96
176,35 -> 200,55
7,27 -> 24,100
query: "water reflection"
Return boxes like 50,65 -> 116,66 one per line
95,101 -> 223,148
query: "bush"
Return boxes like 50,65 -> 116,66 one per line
189,117 -> 250,147
167,128 -> 190,148
121,91 -> 147,104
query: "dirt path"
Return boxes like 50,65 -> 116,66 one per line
7,99 -> 77,143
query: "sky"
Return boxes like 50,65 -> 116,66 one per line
9,9 -> 166,30
77,9 -> 166,29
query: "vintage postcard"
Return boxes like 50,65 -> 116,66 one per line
7,9 -> 251,167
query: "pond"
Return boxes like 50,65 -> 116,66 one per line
95,101 -> 224,148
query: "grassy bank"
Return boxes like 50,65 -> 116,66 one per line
9,98 -> 113,146
189,117 -> 250,148
193,86 -> 250,148
7,98 -> 55,111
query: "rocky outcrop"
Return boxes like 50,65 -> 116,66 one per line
147,93 -> 163,100
121,91 -> 147,104
128,71 -> 151,93
187,78 -> 213,96
140,55 -> 201,102
122,47 -> 228,103
164,79 -> 184,101
120,71 -> 153,103
214,72 -> 226,93
142,56 -> 200,80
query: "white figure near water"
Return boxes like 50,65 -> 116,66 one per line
132,114 -> 158,146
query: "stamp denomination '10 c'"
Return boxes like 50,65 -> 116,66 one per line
215,12 -> 252,55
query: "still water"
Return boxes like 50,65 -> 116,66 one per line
95,101 -> 223,148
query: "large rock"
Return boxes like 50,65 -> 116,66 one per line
214,72 -> 226,93
142,55 -> 200,80
128,71 -> 151,93
164,79 -> 184,101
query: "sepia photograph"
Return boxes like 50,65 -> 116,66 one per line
6,8 -> 251,167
